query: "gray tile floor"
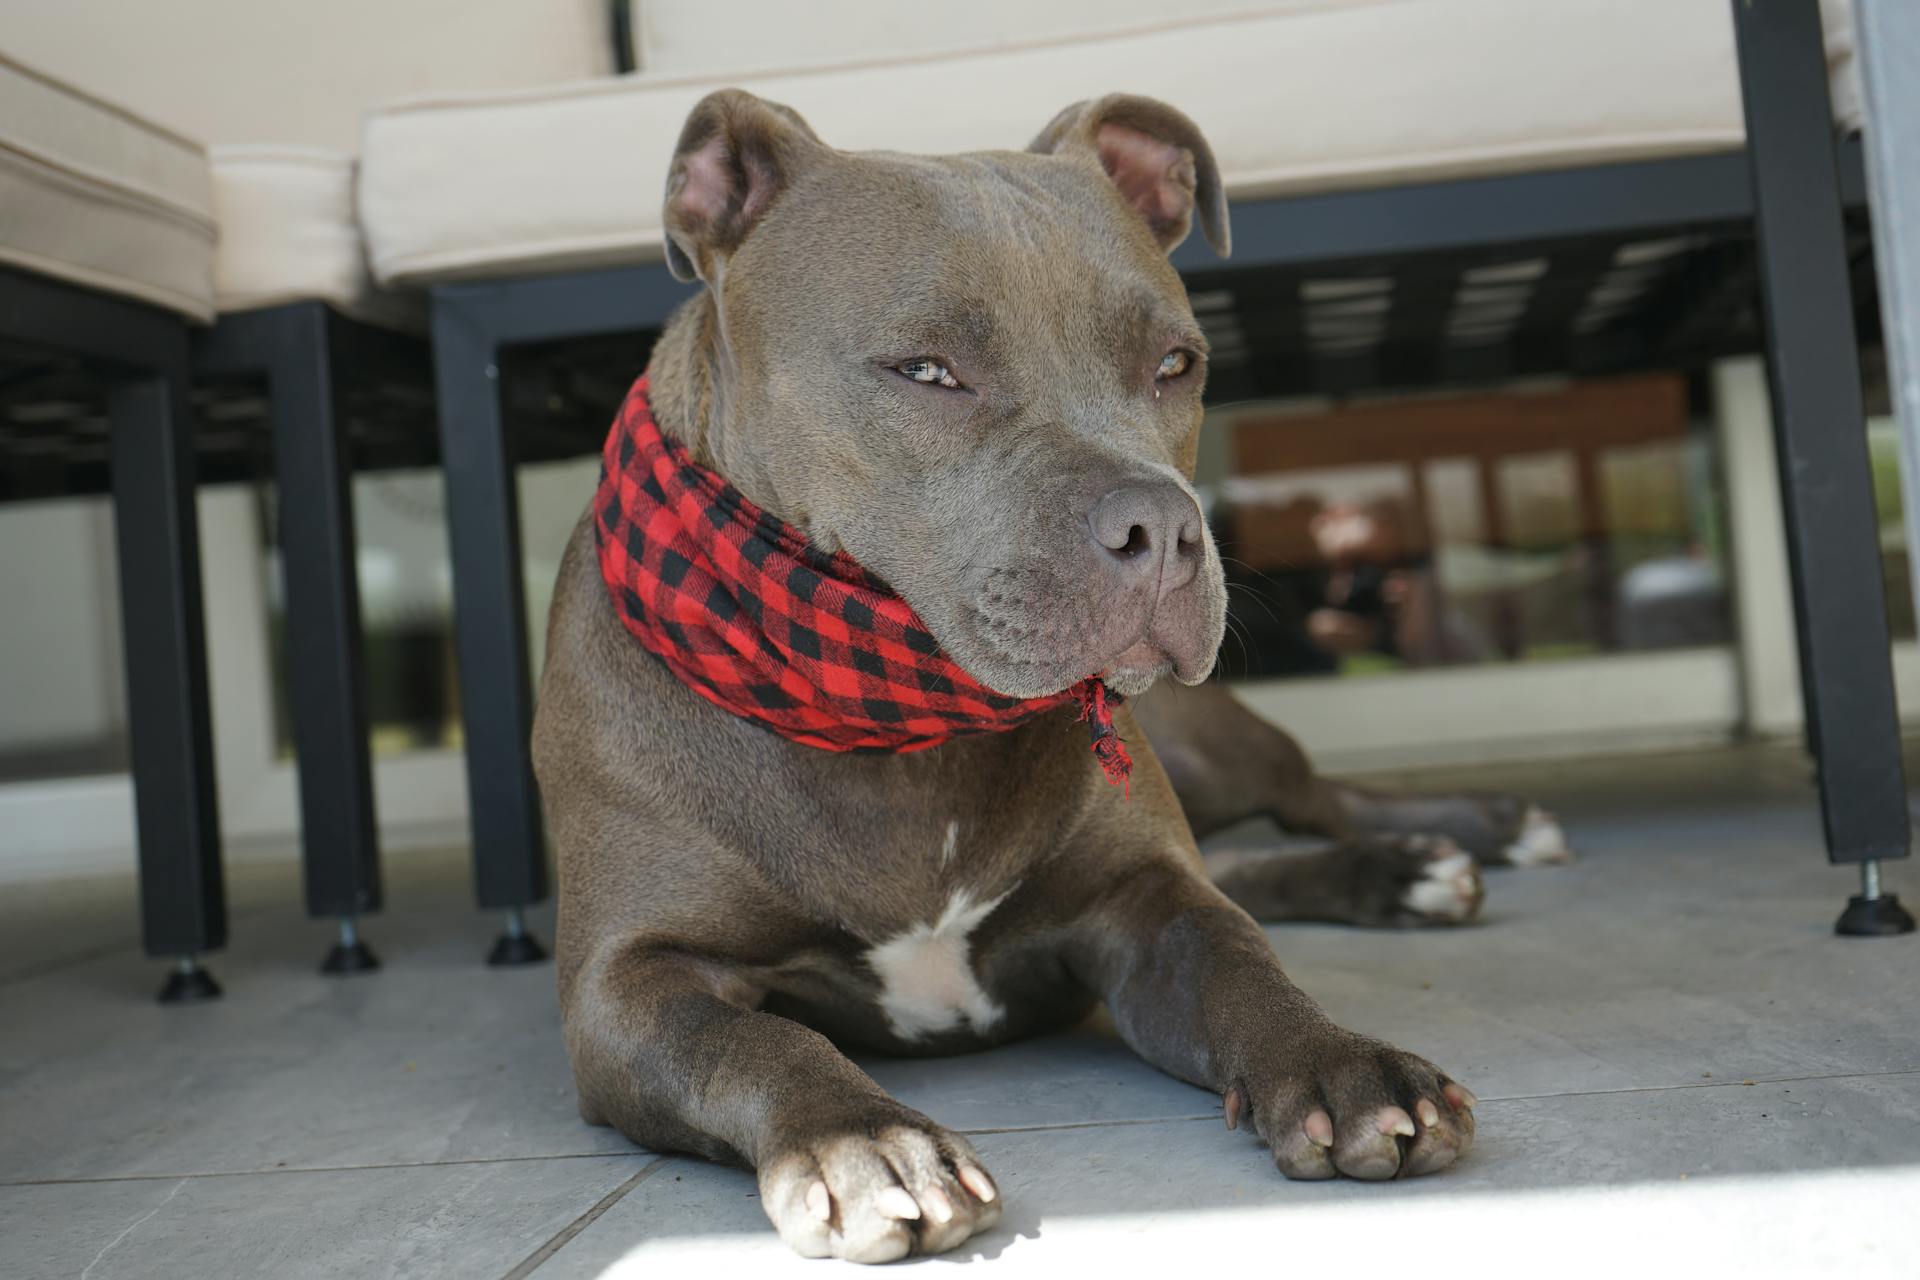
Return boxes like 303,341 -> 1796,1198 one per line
4,744 -> 1918,1277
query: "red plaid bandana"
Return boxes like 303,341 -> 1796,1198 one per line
593,376 -> 1132,791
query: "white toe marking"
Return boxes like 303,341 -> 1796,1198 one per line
867,888 -> 1009,1040
940,820 -> 958,868
1504,806 -> 1574,866
1404,851 -> 1479,920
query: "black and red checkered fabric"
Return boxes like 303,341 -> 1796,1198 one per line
593,376 -> 1132,789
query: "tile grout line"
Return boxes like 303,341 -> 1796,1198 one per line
953,1065 -> 1920,1137
0,1149 -> 659,1188
498,1156 -> 673,1280
1483,1066 -> 1920,1104
960,1113 -> 1219,1136
6,1065 -> 1916,1190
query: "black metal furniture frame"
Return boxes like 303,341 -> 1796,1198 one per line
1733,0 -> 1912,934
424,0 -> 1908,955
0,266 -> 227,1001
0,284 -> 433,998
431,270 -> 695,964
194,303 -> 432,976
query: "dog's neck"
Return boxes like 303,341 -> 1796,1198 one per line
647,293 -> 804,534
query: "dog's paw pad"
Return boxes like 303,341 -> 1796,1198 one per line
1401,843 -> 1483,923
1503,806 -> 1574,866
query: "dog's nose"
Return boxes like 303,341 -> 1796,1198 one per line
1088,482 -> 1205,592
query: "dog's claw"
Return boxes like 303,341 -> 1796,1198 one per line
806,1179 -> 832,1222
956,1164 -> 997,1203
875,1186 -> 921,1220
1224,1083 -> 1246,1130
1377,1105 -> 1417,1138
1443,1082 -> 1478,1112
1416,1098 -> 1441,1128
1304,1108 -> 1335,1148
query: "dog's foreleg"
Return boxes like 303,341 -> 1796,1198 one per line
564,942 -> 999,1262
1055,856 -> 1476,1179
1203,838 -> 1483,926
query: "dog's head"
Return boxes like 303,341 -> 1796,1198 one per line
662,89 -> 1230,699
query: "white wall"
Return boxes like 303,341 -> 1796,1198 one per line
0,498 -> 121,753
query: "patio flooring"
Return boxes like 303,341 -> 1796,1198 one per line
3,742 -> 1917,1277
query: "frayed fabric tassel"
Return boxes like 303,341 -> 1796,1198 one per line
1074,681 -> 1133,797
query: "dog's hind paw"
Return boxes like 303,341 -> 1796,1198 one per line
1399,838 -> 1485,924
1503,806 -> 1575,867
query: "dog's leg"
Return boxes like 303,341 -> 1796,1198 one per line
1135,680 -> 1347,839
1136,681 -> 1571,865
1205,837 -> 1483,927
1053,852 -> 1476,1179
566,943 -> 1000,1262
1328,782 -> 1573,867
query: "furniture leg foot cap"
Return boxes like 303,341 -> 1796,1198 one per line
487,932 -> 548,966
320,940 -> 382,975
157,967 -> 223,1003
1836,893 -> 1916,937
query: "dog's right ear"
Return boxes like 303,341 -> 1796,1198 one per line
663,89 -> 825,284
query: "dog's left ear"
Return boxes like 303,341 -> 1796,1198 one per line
1030,94 -> 1230,258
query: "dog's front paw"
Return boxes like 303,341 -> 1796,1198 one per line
760,1103 -> 1001,1262
1226,1033 -> 1476,1181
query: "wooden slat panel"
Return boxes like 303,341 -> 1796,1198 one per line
1231,374 -> 1689,475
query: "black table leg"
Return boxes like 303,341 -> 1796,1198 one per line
1731,0 -> 1913,935
264,306 -> 384,973
431,294 -> 549,965
108,358 -> 229,999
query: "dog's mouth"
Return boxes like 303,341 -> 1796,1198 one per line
1100,638 -> 1175,698
909,517 -> 1228,703
941,586 -> 1219,703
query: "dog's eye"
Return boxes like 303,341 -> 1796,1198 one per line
1157,350 -> 1194,381
897,358 -> 962,389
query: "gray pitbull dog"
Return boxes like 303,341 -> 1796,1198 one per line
534,89 -> 1563,1263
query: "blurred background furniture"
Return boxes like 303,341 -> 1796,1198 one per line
0,1 -> 619,992
1,52 -> 226,999
350,0 -> 1908,951
2,1 -> 1912,1000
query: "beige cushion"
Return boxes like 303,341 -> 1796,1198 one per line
211,146 -> 418,326
2,0 -> 612,321
631,0 -> 1867,128
0,0 -> 615,154
363,0 -> 1774,288
0,53 -> 215,320
629,0 -> 1372,75
1821,0 -> 1863,132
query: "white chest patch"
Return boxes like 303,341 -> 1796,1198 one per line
866,887 -> 1009,1041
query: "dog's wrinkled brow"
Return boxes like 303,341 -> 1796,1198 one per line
1125,286 -> 1209,359
895,301 -> 997,357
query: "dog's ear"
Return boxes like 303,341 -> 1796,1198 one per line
663,89 -> 826,283
1030,94 -> 1229,258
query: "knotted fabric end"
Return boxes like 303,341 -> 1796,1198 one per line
1073,680 -> 1133,797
